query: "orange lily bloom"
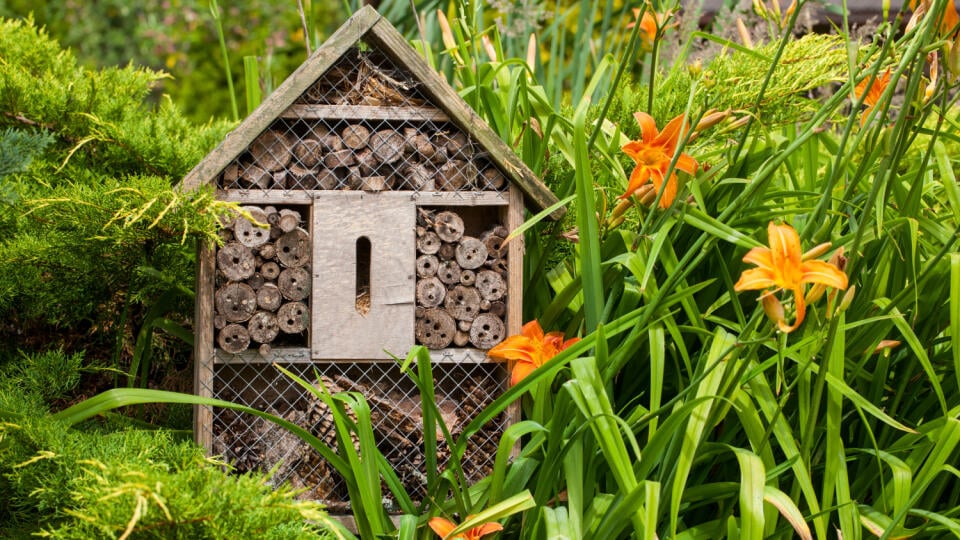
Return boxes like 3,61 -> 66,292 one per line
620,112 -> 699,208
734,222 -> 848,333
428,516 -> 503,540
487,320 -> 580,386
627,8 -> 659,49
853,68 -> 891,126
908,0 -> 959,38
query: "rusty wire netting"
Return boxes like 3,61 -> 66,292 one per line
217,46 -> 509,194
205,359 -> 508,510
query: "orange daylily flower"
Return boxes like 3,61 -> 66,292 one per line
853,68 -> 892,126
908,0 -> 959,38
487,320 -> 580,386
627,8 -> 659,49
429,516 -> 503,540
734,222 -> 849,334
620,112 -> 699,208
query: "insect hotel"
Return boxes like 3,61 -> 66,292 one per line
179,6 -> 560,511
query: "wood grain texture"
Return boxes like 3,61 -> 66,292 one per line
194,240 -> 216,452
505,185 -> 524,443
280,104 -> 450,122
311,192 -> 415,358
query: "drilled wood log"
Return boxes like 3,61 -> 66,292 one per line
485,257 -> 509,275
478,166 -> 507,190
257,243 -> 276,260
256,283 -> 282,311
416,308 -> 455,349
445,285 -> 481,322
416,254 -> 439,278
277,209 -> 301,233
460,269 -> 476,287
320,133 -> 344,152
404,128 -> 436,159
341,124 -> 370,149
260,261 -> 281,280
276,228 -> 310,268
239,164 -> 271,189
317,169 -> 340,190
437,260 -> 461,285
417,231 -> 440,255
217,242 -> 256,281
470,313 -> 506,349
270,225 -> 284,240
404,163 -> 435,190
292,138 -> 323,168
369,130 -> 405,164
437,160 -> 475,191
324,149 -> 356,168
218,323 -> 250,353
234,207 -> 270,248
258,343 -> 272,357
362,176 -> 388,192
434,211 -> 465,242
476,270 -> 506,301
456,237 -> 488,270
247,311 -> 279,343
437,131 -> 472,157
485,225 -> 510,238
250,130 -> 293,171
277,301 -> 309,333
416,276 -> 446,308
355,148 -> 378,175
216,282 -> 257,322
278,267 -> 311,301
263,206 -> 279,226
437,243 -> 456,261
247,272 -> 265,290
482,233 -> 506,259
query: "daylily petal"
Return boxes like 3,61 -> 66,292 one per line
734,267 -> 778,291
800,260 -> 849,289
429,517 -> 458,538
658,173 -> 678,208
472,522 -> 505,537
675,152 -> 699,175
633,111 -> 659,144
511,360 -> 538,386
742,246 -> 774,268
654,114 -> 689,151
767,222 -> 802,286
520,319 -> 545,341
777,286 -> 807,334
562,337 -> 581,350
487,334 -> 536,363
621,140 -> 646,162
621,164 -> 653,199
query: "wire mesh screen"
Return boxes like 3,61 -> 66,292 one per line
217,46 -> 509,194
206,360 -> 508,512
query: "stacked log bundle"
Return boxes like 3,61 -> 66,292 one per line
414,209 -> 508,350
214,205 -> 311,354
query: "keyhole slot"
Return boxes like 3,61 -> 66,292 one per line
356,236 -> 371,316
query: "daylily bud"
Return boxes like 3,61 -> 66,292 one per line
871,339 -> 901,355
436,10 -> 463,64
761,293 -> 786,327
736,17 -> 754,48
947,35 -> 960,78
835,284 -> 856,315
801,242 -> 833,261
695,108 -> 731,132
924,52 -> 939,103
526,33 -> 538,76
752,0 -> 768,18
805,283 -> 827,305
610,198 -> 633,221
688,59 -> 703,78
635,183 -> 657,206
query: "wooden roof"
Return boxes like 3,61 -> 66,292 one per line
178,5 -> 561,218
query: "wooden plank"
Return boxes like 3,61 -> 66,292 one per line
178,6 -> 382,192
281,104 -> 449,122
219,190 -> 314,204
363,17 -> 563,220
505,184 -> 524,434
215,347 -> 312,364
411,191 -> 508,206
312,192 -> 415,359
194,240 -> 216,452
219,190 -> 509,206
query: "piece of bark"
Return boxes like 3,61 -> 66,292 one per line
324,149 -> 356,169
277,301 -> 309,333
416,276 -> 446,308
292,138 -> 323,168
476,270 -> 506,301
250,130 -> 293,171
369,130 -> 405,164
417,231 -> 441,255
257,243 -> 277,260
239,164 -> 272,189
341,124 -> 370,150
218,323 -> 250,353
416,308 -> 455,349
416,254 -> 439,278
234,207 -> 270,248
278,267 -> 311,301
256,283 -> 283,311
459,269 -> 476,287
488,301 -> 506,317
246,272 -> 265,291
434,211 -> 465,242
478,166 -> 507,190
217,242 -> 256,281
215,282 -> 257,323
455,237 -> 488,270
277,209 -> 301,233
444,285 -> 481,322
437,242 -> 456,261
362,176 -> 388,192
247,311 -> 279,344
276,228 -> 310,268
222,163 -> 240,188
437,260 -> 461,285
469,313 -> 506,349
260,261 -> 281,280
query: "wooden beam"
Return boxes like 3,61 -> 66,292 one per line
280,104 -> 449,122
194,239 -> 216,452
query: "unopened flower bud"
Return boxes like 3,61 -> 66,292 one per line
688,59 -> 703,78
695,108 -> 731,132
947,35 -> 960,79
837,284 -> 856,313
801,242 -> 833,261
871,339 -> 901,355
761,293 -> 785,327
